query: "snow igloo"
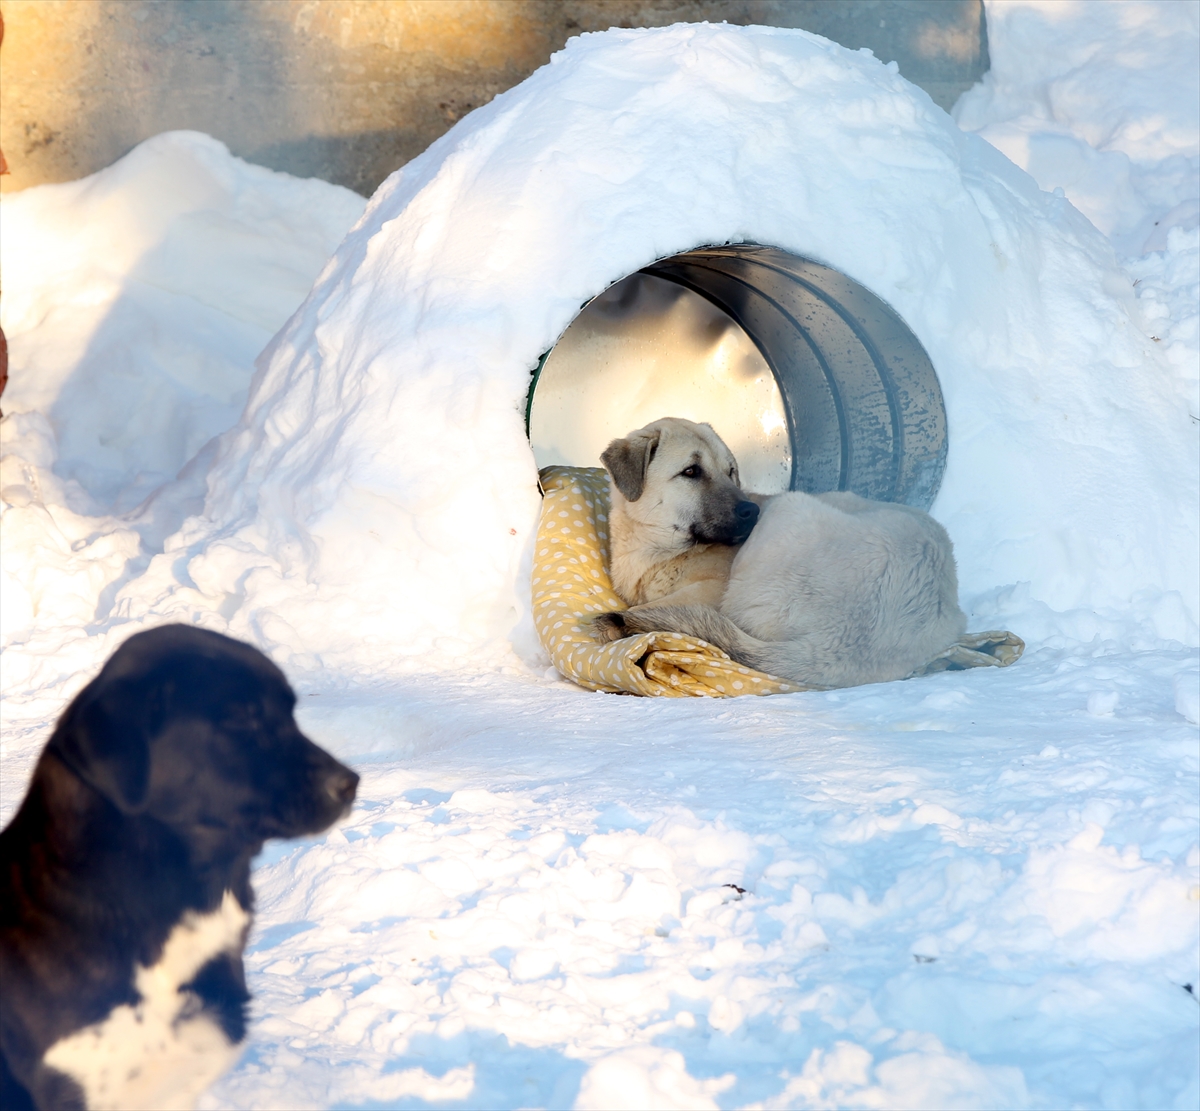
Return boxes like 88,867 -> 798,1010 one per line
137,22 -> 1195,678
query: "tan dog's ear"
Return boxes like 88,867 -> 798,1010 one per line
601,429 -> 661,502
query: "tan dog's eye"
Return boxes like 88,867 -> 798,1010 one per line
680,465 -> 701,479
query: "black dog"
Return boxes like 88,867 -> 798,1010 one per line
0,625 -> 358,1111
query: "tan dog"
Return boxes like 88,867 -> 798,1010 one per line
595,417 -> 966,689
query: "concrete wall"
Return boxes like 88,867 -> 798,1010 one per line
0,1 -> 986,196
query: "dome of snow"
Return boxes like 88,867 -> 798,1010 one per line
124,21 -> 1197,676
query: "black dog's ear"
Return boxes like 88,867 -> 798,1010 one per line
601,429 -> 661,502
55,679 -> 161,813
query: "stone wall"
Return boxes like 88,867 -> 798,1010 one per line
0,0 -> 986,195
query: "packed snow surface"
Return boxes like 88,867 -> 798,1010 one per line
1,6 -> 1197,1110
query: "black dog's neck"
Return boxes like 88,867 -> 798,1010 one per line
1,752 -> 258,1107
2,752 -> 255,952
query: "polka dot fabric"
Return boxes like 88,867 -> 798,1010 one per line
532,466 -> 805,697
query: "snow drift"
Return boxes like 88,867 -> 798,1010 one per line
0,132 -> 367,703
139,21 -> 1196,677
2,12 -> 1197,1110
5,20 -> 1198,693
0,133 -> 366,515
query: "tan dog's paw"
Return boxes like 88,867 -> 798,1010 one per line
589,611 -> 630,643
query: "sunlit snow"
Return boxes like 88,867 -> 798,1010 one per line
1,6 -> 1197,1109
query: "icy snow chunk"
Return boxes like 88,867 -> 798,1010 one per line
761,1037 -> 1028,1111
1087,690 -> 1120,716
1067,822 -> 1106,853
575,1046 -> 733,1110
509,947 -> 560,983
1174,666 -> 1200,724
997,824 -> 1196,962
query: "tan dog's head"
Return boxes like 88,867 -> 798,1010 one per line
601,417 -> 760,549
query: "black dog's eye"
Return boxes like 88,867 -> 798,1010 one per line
680,465 -> 701,479
221,704 -> 262,733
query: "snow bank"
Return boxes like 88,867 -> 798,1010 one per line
950,0 -> 1200,648
1,131 -> 366,513
955,0 -> 1199,255
29,19 -> 1176,691
955,3 -> 1200,618
1,133 -> 365,704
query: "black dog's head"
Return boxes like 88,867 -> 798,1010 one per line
49,625 -> 357,862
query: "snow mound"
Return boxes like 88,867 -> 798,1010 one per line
0,132 -> 365,704
1,131 -> 366,513
953,3 -> 1200,560
100,21 -> 1196,684
5,22 -> 1198,699
955,0 -> 1200,255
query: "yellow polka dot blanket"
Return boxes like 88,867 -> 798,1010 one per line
532,466 -> 1023,698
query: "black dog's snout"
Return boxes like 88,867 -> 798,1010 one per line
325,767 -> 359,807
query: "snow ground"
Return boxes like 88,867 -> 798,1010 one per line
1,3 -> 1198,1109
209,646 -> 1198,1111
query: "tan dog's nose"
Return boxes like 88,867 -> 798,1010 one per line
734,500 -> 759,540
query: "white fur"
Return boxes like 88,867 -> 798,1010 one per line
43,891 -> 249,1111
721,490 -> 966,686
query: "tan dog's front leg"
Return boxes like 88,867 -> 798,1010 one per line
592,565 -> 735,643
590,579 -> 724,642
590,611 -> 631,643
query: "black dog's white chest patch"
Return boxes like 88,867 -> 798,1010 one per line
42,892 -> 249,1111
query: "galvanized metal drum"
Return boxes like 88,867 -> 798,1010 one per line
528,244 -> 947,508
